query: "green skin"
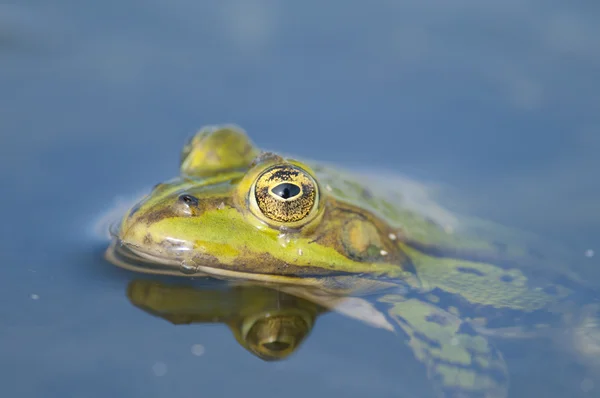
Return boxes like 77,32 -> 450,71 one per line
106,125 -> 583,398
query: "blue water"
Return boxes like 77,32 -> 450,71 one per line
1,1 -> 599,397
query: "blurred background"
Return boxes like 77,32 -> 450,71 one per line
1,1 -> 599,397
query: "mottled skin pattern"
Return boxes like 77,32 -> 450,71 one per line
106,125 -> 590,398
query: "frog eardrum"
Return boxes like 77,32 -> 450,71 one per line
250,164 -> 319,223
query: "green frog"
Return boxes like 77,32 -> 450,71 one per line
105,125 -> 599,398
127,279 -> 327,361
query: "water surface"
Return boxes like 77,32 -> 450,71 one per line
1,1 -> 599,397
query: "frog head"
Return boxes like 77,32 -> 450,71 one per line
116,128 -> 410,285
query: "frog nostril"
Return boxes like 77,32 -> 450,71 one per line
179,194 -> 199,207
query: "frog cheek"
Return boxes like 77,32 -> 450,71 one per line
118,218 -> 149,249
118,213 -> 136,242
119,210 -> 164,250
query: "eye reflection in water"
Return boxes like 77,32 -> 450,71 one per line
126,280 -> 327,361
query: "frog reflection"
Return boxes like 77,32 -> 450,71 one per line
127,280 -> 327,361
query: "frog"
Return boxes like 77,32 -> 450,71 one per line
105,124 -> 600,398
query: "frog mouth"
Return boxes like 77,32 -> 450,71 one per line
104,238 -> 200,276
104,237 -> 337,288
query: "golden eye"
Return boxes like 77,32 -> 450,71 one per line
252,165 -> 318,223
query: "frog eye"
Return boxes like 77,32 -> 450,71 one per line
251,164 -> 319,224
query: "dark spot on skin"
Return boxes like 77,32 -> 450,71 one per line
500,275 -> 514,283
143,234 -> 153,245
142,208 -> 178,224
179,194 -> 199,207
229,176 -> 244,186
229,251 -> 357,277
426,313 -> 450,326
543,285 -> 560,296
457,322 -> 479,336
456,267 -> 486,276
135,196 -> 234,227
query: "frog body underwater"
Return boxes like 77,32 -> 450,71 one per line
106,125 -> 598,398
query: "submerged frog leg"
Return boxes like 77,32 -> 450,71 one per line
380,295 -> 509,398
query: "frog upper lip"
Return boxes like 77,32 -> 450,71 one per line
116,238 -> 184,263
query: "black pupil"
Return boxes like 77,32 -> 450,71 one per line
179,194 -> 198,206
271,183 -> 301,199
